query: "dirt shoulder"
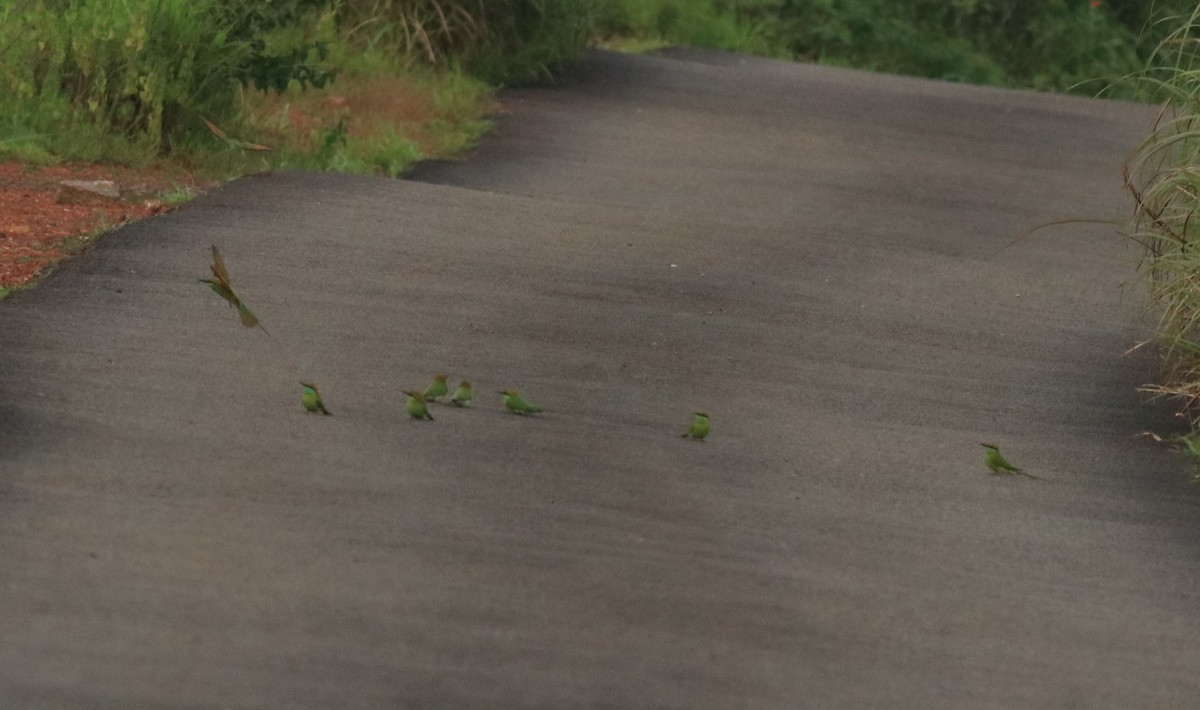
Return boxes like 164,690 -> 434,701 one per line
0,162 -> 209,292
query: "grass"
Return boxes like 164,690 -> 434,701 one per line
593,0 -> 783,58
160,185 -> 197,207
0,0 -> 586,177
233,65 -> 492,177
593,35 -> 671,55
592,0 -> 1192,99
1125,5 -> 1200,452
4,0 -> 1180,177
60,213 -> 116,255
0,282 -> 34,301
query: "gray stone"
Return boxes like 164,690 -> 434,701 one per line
57,179 -> 120,204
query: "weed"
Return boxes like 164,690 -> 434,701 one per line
594,0 -> 1192,98
0,1 -> 567,174
160,185 -> 197,206
1125,5 -> 1200,443
339,0 -> 592,84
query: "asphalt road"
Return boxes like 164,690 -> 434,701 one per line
4,48 -> 1200,708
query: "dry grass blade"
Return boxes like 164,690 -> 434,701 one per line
406,11 -> 438,64
989,217 -> 1124,258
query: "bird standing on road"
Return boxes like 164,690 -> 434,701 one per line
199,245 -> 267,334
682,412 -> 710,441
424,373 -> 449,402
981,443 -> 1039,479
405,391 -> 434,420
300,382 -> 331,415
499,388 -> 542,415
451,380 -> 473,407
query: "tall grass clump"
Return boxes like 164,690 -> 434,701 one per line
0,0 -> 336,163
773,0 -> 1161,91
594,0 -> 782,56
594,0 -> 1194,98
1126,5 -> 1200,435
338,0 -> 593,84
0,0 -> 593,170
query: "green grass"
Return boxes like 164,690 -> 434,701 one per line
0,0 -> 589,175
0,283 -> 33,301
229,60 -> 493,177
347,0 -> 600,82
594,35 -> 671,55
61,215 -> 115,255
1,0 -> 1192,175
160,185 -> 197,207
592,0 -> 1193,99
0,0 -> 324,165
594,0 -> 783,57
1125,5 -> 1200,450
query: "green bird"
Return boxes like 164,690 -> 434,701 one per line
199,245 -> 268,335
981,443 -> 1039,480
300,382 -> 331,415
451,380 -> 473,407
405,390 -> 434,421
499,388 -> 542,415
424,373 -> 449,401
682,412 -> 711,441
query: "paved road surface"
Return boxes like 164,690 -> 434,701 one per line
3,49 -> 1200,708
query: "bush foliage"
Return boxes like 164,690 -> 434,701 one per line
3,0 -> 1197,169
0,0 -> 592,163
1125,5 -> 1200,440
596,0 -> 1196,96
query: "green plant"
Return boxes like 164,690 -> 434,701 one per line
1125,5 -> 1200,436
595,0 -> 779,56
160,185 -> 197,206
0,0 -> 339,161
596,0 -> 1191,97
338,0 -> 592,83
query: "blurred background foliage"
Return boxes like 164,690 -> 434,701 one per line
595,0 -> 1195,96
0,0 -> 1196,169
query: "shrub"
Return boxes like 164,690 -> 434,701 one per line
0,0 -> 336,159
1125,5 -> 1200,435
336,0 -> 593,83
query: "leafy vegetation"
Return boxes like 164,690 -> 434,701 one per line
1126,5 -> 1200,447
594,0 -> 1195,98
3,0 -> 1198,179
338,0 -> 593,83
0,0 -> 593,174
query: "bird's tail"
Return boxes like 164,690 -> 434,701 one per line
236,302 -> 258,327
237,303 -> 271,336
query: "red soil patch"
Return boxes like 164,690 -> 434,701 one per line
0,162 -> 207,289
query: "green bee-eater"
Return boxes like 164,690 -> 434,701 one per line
682,412 -> 710,441
199,245 -> 268,335
499,388 -> 542,415
300,382 -> 331,415
424,373 -> 449,401
405,391 -> 434,421
981,443 -> 1039,480
451,380 -> 473,407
